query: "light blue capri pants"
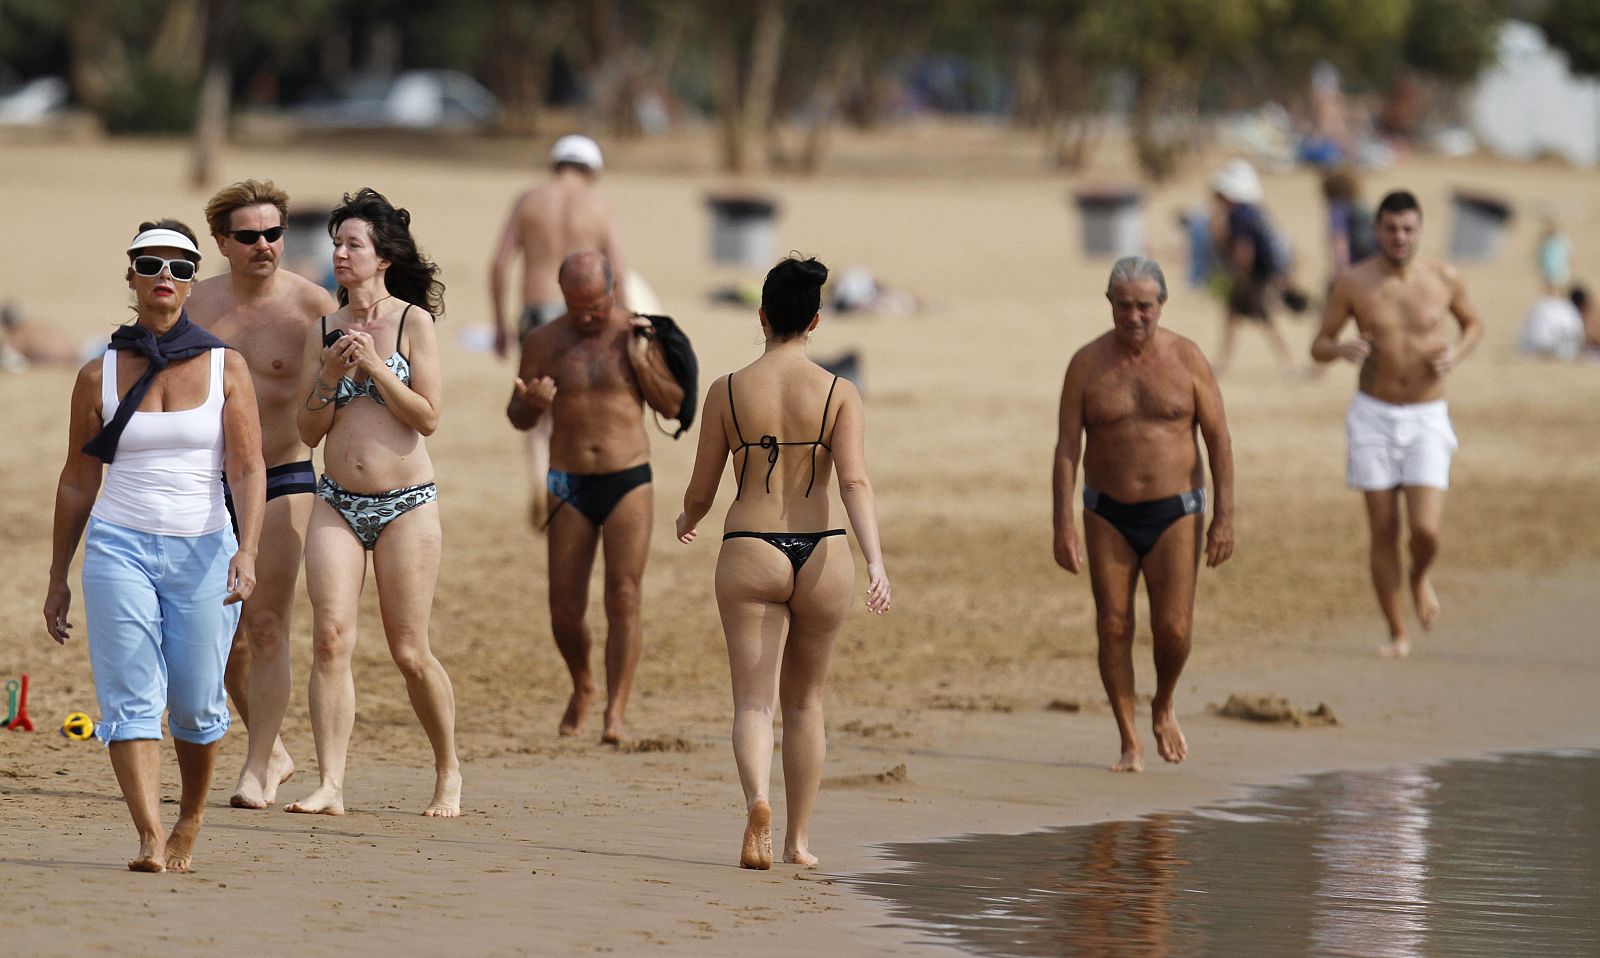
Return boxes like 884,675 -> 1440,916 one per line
81,517 -> 241,745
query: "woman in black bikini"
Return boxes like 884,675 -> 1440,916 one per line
290,189 -> 461,818
676,256 -> 891,869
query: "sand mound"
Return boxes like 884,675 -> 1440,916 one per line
822,764 -> 909,788
1213,694 -> 1339,727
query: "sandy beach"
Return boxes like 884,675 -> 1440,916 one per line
1,126 -> 1598,955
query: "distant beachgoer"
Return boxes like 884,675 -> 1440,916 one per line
44,220 -> 265,872
0,301 -> 96,369
1053,256 -> 1234,773
506,251 -> 682,744
1321,168 -> 1377,281
1311,190 -> 1485,658
1536,212 -> 1571,296
490,134 -> 629,526
676,255 -> 891,868
1518,292 -> 1584,360
1575,286 -> 1600,352
1210,160 -> 1305,377
188,178 -> 339,809
289,188 -> 461,817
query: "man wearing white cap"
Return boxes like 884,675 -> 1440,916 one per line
187,179 -> 337,810
490,134 -> 630,525
1211,159 -> 1304,377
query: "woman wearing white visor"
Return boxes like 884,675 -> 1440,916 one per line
44,219 -> 265,872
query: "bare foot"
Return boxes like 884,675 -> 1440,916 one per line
229,771 -> 269,810
1412,576 -> 1441,632
284,783 -> 345,816
600,710 -> 625,745
264,741 -> 295,804
423,768 -> 462,818
164,816 -> 201,873
740,800 -> 773,870
1379,635 -> 1412,658
230,740 -> 295,809
1153,707 -> 1187,764
1110,746 -> 1144,773
558,684 -> 595,737
784,847 -> 819,868
128,833 -> 165,873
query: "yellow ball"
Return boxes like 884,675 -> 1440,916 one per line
61,711 -> 95,741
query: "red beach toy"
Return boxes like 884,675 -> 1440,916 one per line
6,674 -> 34,731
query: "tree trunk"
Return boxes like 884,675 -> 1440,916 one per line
67,0 -> 121,112
739,0 -> 786,171
189,0 -> 235,189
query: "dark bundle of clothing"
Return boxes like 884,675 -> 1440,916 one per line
634,313 -> 698,439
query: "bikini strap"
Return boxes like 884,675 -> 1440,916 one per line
320,314 -> 327,341
396,304 -> 410,360
805,376 -> 840,498
728,373 -> 751,500
726,373 -> 747,445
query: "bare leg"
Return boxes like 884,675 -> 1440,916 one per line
547,506 -> 600,736
286,502 -> 366,815
372,502 -> 461,817
1215,312 -> 1239,377
598,484 -> 653,744
778,536 -> 852,867
1363,489 -> 1409,656
1402,485 -> 1446,632
526,417 -> 553,531
1085,512 -> 1143,772
166,738 -> 220,872
107,739 -> 165,872
230,493 -> 309,809
1140,514 -> 1202,765
715,537 -> 793,869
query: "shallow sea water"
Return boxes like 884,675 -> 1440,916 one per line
844,750 -> 1600,957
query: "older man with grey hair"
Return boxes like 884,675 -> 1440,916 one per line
1052,256 -> 1236,772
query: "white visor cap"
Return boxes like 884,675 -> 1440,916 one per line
551,134 -> 603,171
127,227 -> 203,260
1212,160 -> 1263,205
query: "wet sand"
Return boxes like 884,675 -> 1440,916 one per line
1,127 -> 1598,954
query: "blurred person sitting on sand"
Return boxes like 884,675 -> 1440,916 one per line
1518,286 -> 1585,361
506,251 -> 682,744
675,255 -> 891,868
490,134 -> 629,526
0,301 -> 99,370
1210,159 -> 1307,377
1312,190 -> 1485,658
1053,256 -> 1235,773
290,188 -> 461,818
188,178 -> 338,810
44,220 -> 265,872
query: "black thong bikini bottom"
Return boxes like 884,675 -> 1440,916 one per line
722,529 -> 846,575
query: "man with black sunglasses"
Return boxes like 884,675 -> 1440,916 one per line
188,179 -> 337,810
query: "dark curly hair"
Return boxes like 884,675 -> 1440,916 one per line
761,254 -> 828,338
329,188 -> 444,317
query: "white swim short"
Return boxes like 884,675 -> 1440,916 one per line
1345,392 -> 1457,491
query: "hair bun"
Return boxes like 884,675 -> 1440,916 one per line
792,256 -> 828,286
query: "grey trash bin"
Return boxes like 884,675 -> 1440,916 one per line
1449,190 -> 1512,262
1072,189 -> 1144,258
707,194 -> 779,270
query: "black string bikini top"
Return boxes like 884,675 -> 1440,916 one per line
727,372 -> 839,500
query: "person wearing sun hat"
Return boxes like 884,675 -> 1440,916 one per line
490,133 -> 631,525
43,218 -> 266,873
1211,159 -> 1306,377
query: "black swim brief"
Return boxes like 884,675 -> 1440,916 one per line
1083,484 -> 1206,558
547,464 -> 653,527
223,459 -> 317,534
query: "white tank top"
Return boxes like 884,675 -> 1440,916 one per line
91,347 -> 229,536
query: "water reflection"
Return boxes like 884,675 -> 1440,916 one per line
846,751 -> 1600,958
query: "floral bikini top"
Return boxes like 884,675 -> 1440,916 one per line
323,306 -> 411,408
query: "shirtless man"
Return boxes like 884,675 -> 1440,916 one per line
506,252 -> 682,743
490,135 -> 629,525
188,179 -> 338,807
1312,190 -> 1484,658
1054,257 -> 1235,773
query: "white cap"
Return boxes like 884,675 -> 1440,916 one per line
1212,159 -> 1263,204
551,134 -> 603,171
127,227 -> 202,260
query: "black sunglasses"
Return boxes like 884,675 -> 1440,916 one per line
228,226 -> 286,245
131,256 -> 198,282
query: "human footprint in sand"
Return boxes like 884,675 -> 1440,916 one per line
676,256 -> 892,868
1312,190 -> 1483,658
1053,257 -> 1235,773
290,189 -> 461,818
44,220 -> 265,871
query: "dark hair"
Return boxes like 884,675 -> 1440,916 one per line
130,218 -> 201,264
1376,190 -> 1422,220
1321,168 -> 1359,203
761,255 -> 828,338
1572,285 -> 1589,312
329,188 -> 444,317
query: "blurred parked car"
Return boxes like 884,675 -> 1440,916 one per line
295,70 -> 499,131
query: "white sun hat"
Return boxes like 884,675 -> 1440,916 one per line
551,134 -> 604,171
1212,159 -> 1263,204
127,227 -> 202,260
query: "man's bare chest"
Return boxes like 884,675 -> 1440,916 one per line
551,340 -> 632,395
1085,366 -> 1193,426
214,310 -> 312,384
